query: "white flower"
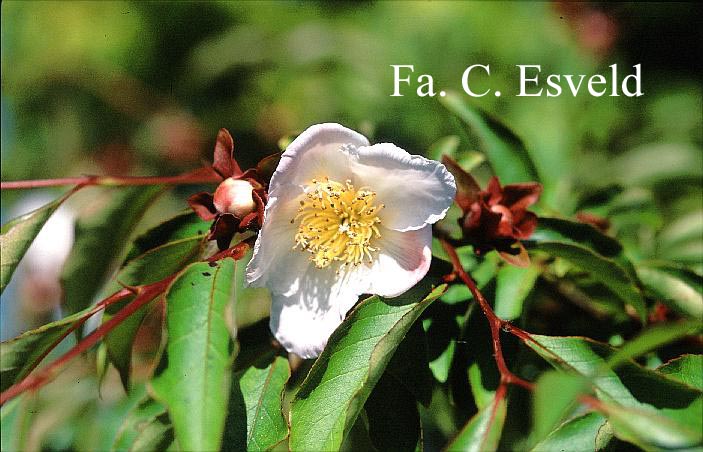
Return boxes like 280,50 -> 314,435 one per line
246,123 -> 456,358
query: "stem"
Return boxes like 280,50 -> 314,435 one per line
1,167 -> 220,190
441,239 -> 630,424
440,239 -> 535,391
0,280 -> 170,405
0,241 -> 252,404
23,288 -> 134,381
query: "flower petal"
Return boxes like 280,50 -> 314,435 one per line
268,261 -> 368,359
349,143 -> 456,231
366,225 -> 433,298
269,123 -> 369,193
245,184 -> 304,286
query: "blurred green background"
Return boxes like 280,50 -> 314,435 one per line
1,2 -> 701,450
2,0 -> 700,262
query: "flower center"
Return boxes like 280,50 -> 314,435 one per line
293,177 -> 383,269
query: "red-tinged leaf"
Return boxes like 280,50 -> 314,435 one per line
213,128 -> 241,178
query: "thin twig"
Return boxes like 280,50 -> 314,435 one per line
0,241 -> 251,404
1,167 -> 220,190
440,238 -> 535,390
22,288 -> 134,382
0,280 -> 170,404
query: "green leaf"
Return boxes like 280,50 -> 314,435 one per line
494,264 -> 540,321
462,305 -> 500,410
61,186 -> 163,314
104,212 -> 209,389
599,400 -> 701,450
365,372 -> 421,452
289,283 -> 447,451
103,294 -> 159,392
223,353 -> 290,452
0,189 -> 75,294
658,355 -> 703,391
526,334 -> 703,449
130,414 -> 174,451
122,211 -> 210,265
231,247 -> 272,330
439,91 -> 539,183
0,307 -> 91,391
1,394 -> 35,451
636,262 -> 703,318
613,143 -> 703,186
528,217 -> 646,321
530,371 -> 588,446
150,259 -> 236,452
606,322 -> 701,369
530,412 -> 611,452
659,210 -> 703,249
531,217 -> 625,260
446,391 -> 507,452
429,339 -> 455,384
112,398 -> 171,451
537,241 -> 645,320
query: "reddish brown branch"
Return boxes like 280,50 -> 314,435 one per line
22,288 -> 134,382
0,280 -> 171,404
1,167 -> 220,190
440,238 -> 638,429
440,239 -> 535,391
0,241 -> 251,404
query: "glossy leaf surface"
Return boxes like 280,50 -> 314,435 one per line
289,283 -> 446,451
150,259 -> 236,452
223,354 -> 290,452
446,390 -> 507,452
440,91 -> 539,183
61,186 -> 162,314
0,190 -> 74,294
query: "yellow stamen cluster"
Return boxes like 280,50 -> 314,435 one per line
292,177 -> 383,269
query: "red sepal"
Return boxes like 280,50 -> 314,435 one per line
212,128 -> 242,179
188,192 -> 218,221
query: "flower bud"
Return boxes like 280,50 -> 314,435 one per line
213,178 -> 256,217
